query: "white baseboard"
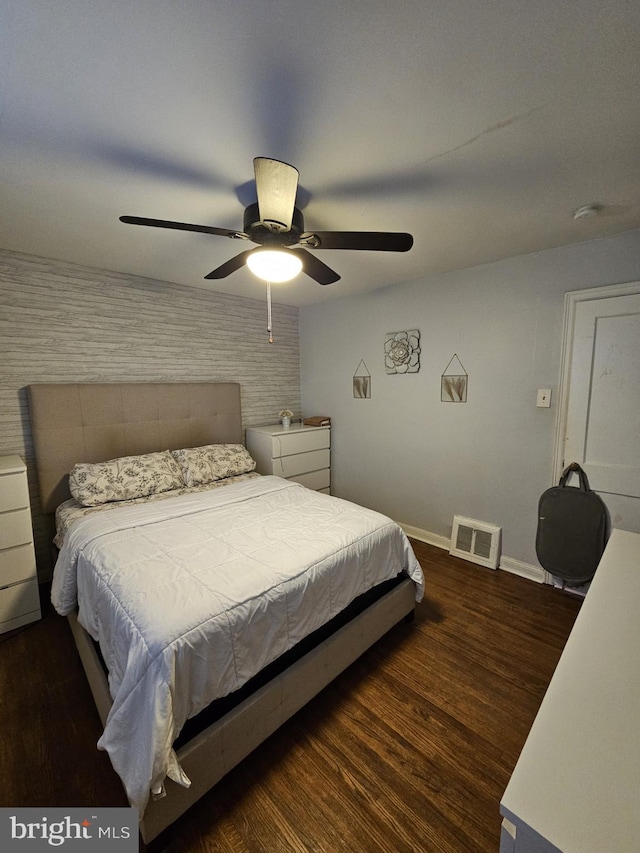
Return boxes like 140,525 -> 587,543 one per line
399,524 -> 450,551
398,522 -> 546,584
499,556 -> 545,584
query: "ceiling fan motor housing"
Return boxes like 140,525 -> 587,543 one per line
243,202 -> 306,246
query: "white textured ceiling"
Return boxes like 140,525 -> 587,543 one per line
1,0 -> 639,306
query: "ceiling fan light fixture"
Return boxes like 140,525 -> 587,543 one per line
246,249 -> 302,282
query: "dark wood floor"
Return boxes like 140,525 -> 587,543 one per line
0,541 -> 582,852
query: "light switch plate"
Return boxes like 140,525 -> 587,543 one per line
536,388 -> 552,407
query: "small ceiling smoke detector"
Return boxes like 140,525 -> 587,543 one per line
573,204 -> 602,221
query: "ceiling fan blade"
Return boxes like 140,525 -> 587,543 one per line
302,231 -> 413,252
293,249 -> 340,285
204,249 -> 255,279
253,158 -> 299,232
120,215 -> 245,239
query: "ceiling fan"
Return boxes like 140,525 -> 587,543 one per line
119,158 -> 413,285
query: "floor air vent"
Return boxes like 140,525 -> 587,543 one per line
449,516 -> 501,570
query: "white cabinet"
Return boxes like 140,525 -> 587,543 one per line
500,530 -> 640,853
246,424 -> 331,493
0,456 -> 41,634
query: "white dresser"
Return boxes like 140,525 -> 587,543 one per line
246,423 -> 330,493
500,529 -> 640,853
0,455 -> 41,634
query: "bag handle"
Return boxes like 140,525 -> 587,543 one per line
559,462 -> 590,491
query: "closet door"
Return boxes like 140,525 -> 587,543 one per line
561,286 -> 640,501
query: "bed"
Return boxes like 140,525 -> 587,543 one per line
28,382 -> 423,843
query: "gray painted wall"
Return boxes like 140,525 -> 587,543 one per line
0,249 -> 300,577
3,229 -> 639,581
299,228 -> 640,570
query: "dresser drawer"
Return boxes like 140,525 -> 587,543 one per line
0,471 -> 30,513
290,469 -> 331,491
0,543 -> 37,586
278,449 -> 330,479
0,577 -> 40,624
271,429 -> 330,457
0,509 -> 33,550
245,426 -> 332,489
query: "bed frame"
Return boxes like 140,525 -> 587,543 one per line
28,382 -> 416,843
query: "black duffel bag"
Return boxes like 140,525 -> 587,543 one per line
535,463 -> 608,585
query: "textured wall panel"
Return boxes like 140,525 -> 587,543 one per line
0,249 -> 300,578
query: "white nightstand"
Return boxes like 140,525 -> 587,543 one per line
246,423 -> 331,493
0,455 -> 41,634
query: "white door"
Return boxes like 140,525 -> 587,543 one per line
557,282 -> 640,531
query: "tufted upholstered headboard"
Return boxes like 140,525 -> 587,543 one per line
28,382 -> 243,513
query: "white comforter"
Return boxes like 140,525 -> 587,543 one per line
51,476 -> 423,815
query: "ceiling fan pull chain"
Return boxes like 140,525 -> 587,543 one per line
266,281 -> 273,343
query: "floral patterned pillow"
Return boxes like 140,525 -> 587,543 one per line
69,451 -> 185,507
171,444 -> 256,487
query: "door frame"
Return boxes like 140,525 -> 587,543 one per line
553,279 -> 640,484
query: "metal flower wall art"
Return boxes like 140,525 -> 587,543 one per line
384,330 -> 421,374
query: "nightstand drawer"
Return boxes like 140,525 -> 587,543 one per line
245,426 -> 332,493
0,455 -> 41,633
0,578 -> 40,624
0,509 -> 33,550
0,543 -> 37,586
272,429 -> 329,457
0,471 -> 30,513
278,449 -> 330,479
290,469 -> 331,491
